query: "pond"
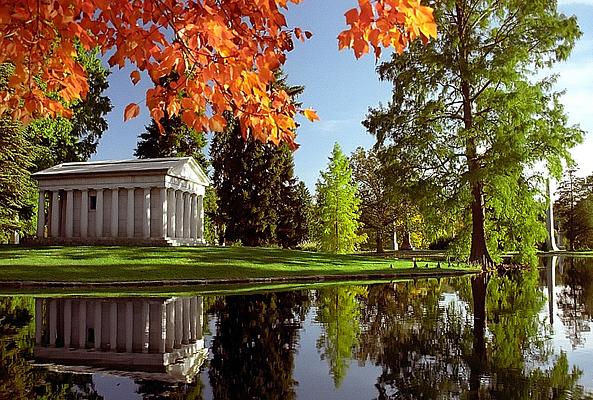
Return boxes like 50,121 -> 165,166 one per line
2,256 -> 593,399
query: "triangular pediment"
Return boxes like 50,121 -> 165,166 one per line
168,158 -> 210,186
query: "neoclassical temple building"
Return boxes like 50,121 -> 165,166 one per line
32,157 -> 209,246
34,296 -> 206,382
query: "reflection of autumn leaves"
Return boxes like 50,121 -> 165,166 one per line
1,0 -> 433,147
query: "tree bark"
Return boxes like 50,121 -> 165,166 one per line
375,229 -> 384,253
469,273 -> 489,398
456,1 -> 493,270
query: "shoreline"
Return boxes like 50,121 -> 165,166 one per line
0,268 -> 475,289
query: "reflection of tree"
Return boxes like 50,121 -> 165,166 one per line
208,291 -> 310,400
355,271 -> 588,399
315,286 -> 367,388
0,297 -> 100,399
136,378 -> 205,399
557,258 -> 593,348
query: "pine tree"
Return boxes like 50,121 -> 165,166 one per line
314,143 -> 365,254
210,71 -> 308,247
211,118 -> 303,246
135,115 -> 208,169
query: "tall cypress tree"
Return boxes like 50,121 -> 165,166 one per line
364,0 -> 582,267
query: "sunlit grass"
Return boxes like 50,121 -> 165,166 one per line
0,245 -> 476,284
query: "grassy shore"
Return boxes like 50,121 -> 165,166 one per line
0,245 -> 476,284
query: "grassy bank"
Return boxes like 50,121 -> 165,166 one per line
0,246 -> 476,284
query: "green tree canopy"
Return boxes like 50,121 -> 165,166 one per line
350,147 -> 400,253
364,0 -> 583,267
210,71 -> 308,247
314,143 -> 365,253
135,115 -> 208,170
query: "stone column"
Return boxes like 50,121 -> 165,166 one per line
49,299 -> 57,346
160,188 -> 168,239
168,189 -> 176,238
174,299 -> 182,348
197,195 -> 204,241
126,302 -> 133,352
110,302 -> 117,351
196,297 -> 203,339
78,300 -> 87,348
50,191 -> 60,237
190,194 -> 197,239
64,300 -> 72,348
141,302 -> 149,353
35,298 -> 43,345
189,296 -> 197,342
148,303 -> 165,353
143,188 -> 151,238
183,192 -> 191,239
111,188 -> 119,238
165,301 -> 175,352
176,190 -> 184,239
65,189 -> 74,238
182,297 -> 190,344
94,302 -> 102,350
37,191 -> 45,238
80,190 -> 89,238
127,188 -> 135,238
96,189 -> 104,238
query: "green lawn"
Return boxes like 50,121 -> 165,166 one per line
0,245 -> 476,284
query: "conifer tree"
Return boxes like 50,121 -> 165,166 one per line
314,143 -> 365,254
210,71 -> 308,247
135,114 -> 208,170
211,118 -> 305,246
364,0 -> 583,267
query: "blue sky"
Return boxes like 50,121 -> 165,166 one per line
93,1 -> 593,191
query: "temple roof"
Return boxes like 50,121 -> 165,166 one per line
32,157 -> 210,186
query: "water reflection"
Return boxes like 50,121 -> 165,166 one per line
34,297 -> 206,382
3,261 -> 593,398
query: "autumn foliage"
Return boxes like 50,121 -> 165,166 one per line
0,0 -> 435,147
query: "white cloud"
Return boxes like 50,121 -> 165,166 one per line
316,118 -> 359,133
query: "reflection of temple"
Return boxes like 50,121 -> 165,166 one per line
34,296 -> 206,382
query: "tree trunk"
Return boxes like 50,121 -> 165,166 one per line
469,273 -> 489,398
456,2 -> 493,271
375,229 -> 384,253
469,178 -> 492,269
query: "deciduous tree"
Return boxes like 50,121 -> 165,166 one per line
0,0 -> 435,147
365,0 -> 583,268
350,147 -> 399,253
555,169 -> 593,250
314,143 -> 365,254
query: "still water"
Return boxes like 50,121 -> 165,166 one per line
2,256 -> 593,399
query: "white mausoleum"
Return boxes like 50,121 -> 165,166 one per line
32,157 -> 209,246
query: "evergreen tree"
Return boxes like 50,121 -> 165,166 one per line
135,114 -> 208,170
314,143 -> 365,254
0,117 -> 36,240
211,118 -> 300,246
277,181 -> 312,248
210,71 -> 308,247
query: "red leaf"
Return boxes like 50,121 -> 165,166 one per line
124,103 -> 140,121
